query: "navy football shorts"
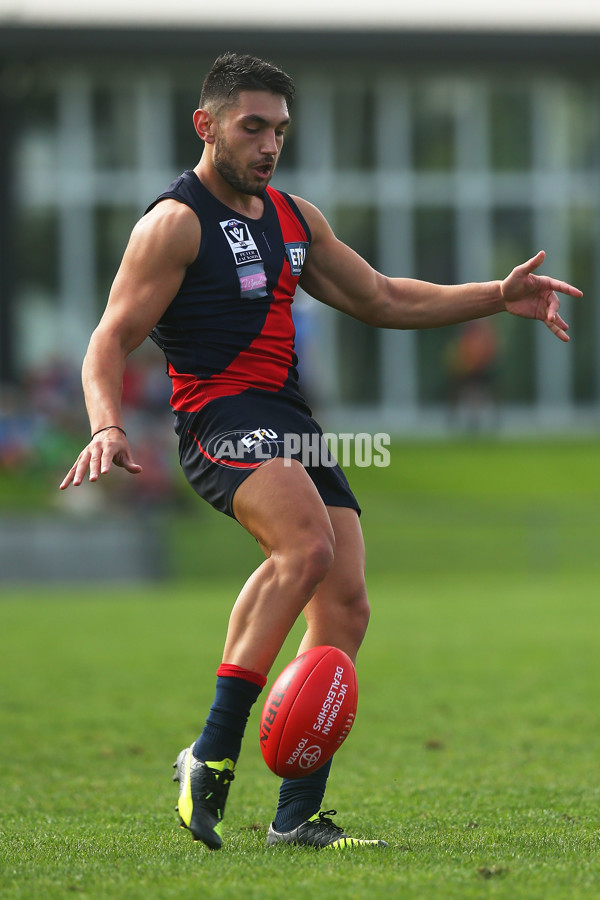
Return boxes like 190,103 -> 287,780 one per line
174,390 -> 360,519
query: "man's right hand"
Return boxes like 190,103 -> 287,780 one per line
59,428 -> 142,489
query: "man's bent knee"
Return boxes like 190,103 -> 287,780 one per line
283,531 -> 335,598
304,532 -> 336,583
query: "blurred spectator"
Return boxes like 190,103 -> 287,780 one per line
0,382 -> 38,468
444,320 -> 501,433
0,345 -> 182,511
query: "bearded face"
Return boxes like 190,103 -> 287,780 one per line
213,130 -> 275,197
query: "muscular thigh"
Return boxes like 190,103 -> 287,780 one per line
232,456 -> 334,553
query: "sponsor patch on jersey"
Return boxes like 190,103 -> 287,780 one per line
285,241 -> 309,277
220,218 -> 262,265
237,263 -> 269,300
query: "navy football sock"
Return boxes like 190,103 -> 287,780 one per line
273,758 -> 333,832
193,665 -> 266,765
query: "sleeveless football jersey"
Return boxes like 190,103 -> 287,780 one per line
147,171 -> 311,413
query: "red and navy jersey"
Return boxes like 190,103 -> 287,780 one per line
147,171 -> 311,413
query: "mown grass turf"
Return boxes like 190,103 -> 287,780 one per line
1,439 -> 600,898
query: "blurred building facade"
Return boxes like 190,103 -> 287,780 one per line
1,15 -> 600,434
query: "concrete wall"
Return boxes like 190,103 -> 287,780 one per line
0,516 -> 165,583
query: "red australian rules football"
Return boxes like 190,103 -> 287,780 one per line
259,645 -> 358,778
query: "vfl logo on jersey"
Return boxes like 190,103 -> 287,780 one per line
220,219 -> 262,265
285,241 -> 309,277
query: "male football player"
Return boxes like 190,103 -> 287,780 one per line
61,52 -> 581,850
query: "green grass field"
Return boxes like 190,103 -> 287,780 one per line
1,440 -> 600,898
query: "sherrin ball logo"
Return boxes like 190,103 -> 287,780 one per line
259,646 -> 358,778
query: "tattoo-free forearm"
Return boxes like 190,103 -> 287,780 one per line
373,277 -> 505,330
81,328 -> 128,435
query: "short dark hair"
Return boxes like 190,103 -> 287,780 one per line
200,52 -> 295,116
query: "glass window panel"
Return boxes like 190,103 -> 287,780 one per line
16,83 -> 58,182
16,207 -> 59,300
413,207 -> 457,403
414,206 -> 456,284
13,208 -> 60,374
173,87 -> 201,173
92,86 -> 137,169
333,204 -> 377,263
537,80 -> 600,171
491,208 -> 534,281
563,82 -> 600,171
489,85 -> 532,171
95,206 -> 139,313
491,208 -> 535,402
332,206 -> 379,404
412,81 -> 455,172
332,84 -> 375,170
569,206 -> 597,402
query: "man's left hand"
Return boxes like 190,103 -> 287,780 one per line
501,250 -> 583,343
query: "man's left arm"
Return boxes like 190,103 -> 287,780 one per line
295,198 -> 581,342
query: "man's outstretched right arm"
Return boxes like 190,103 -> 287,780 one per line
60,200 -> 200,489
